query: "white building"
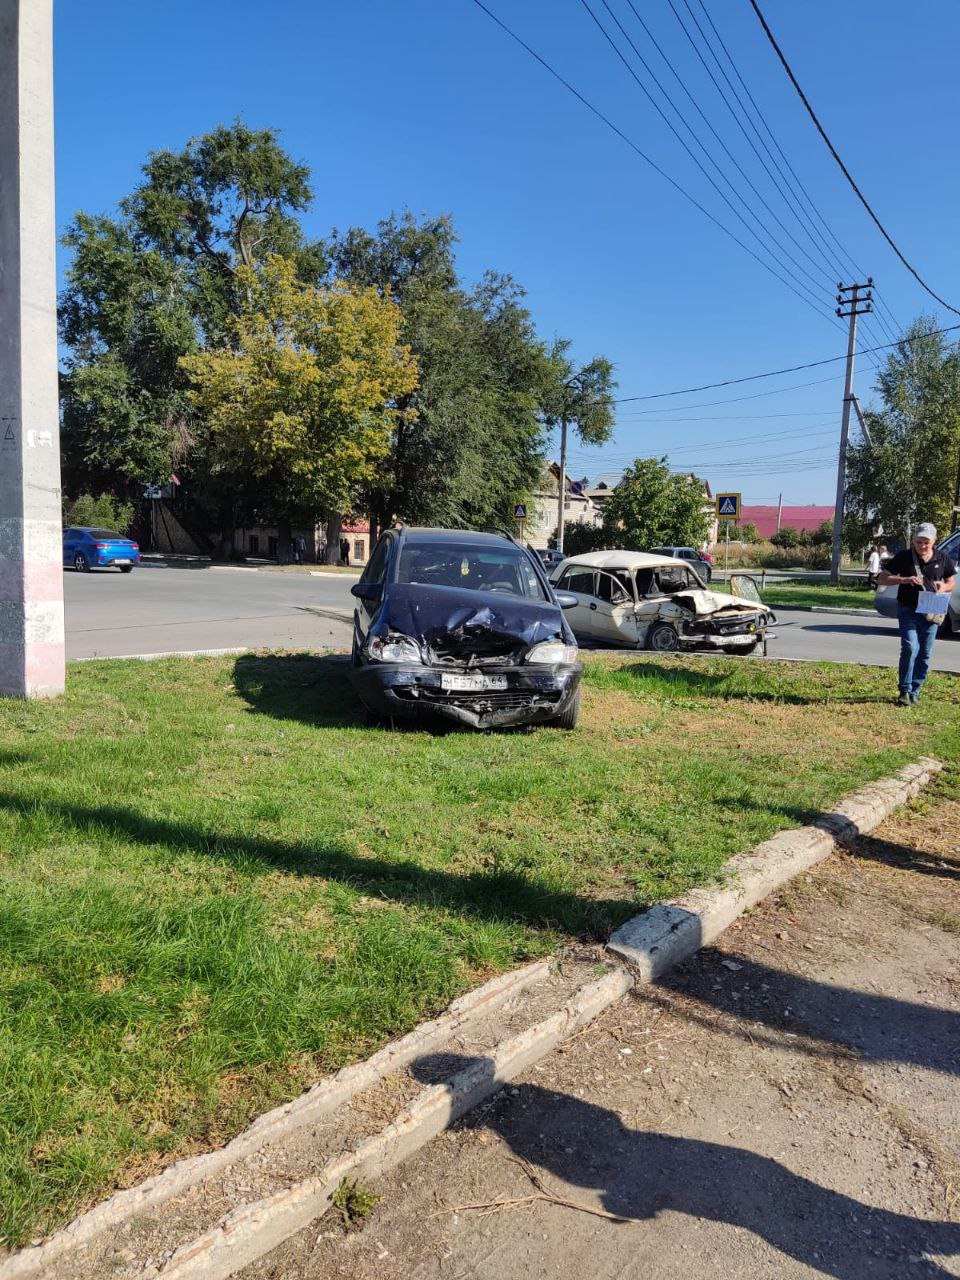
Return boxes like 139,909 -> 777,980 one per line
527,463 -> 602,549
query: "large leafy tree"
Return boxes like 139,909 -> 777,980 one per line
59,214 -> 197,499
59,123 -> 325,530
599,458 -> 711,550
180,256 -> 417,527
846,318 -> 960,543
325,213 -> 567,537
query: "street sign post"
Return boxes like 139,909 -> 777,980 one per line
715,492 -> 741,520
715,493 -> 741,581
513,502 -> 527,541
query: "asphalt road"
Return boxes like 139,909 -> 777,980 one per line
63,562 -> 960,675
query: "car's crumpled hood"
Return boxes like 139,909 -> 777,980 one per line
670,588 -> 771,617
379,582 -> 572,658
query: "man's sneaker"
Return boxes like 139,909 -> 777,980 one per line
910,692 -> 921,705
895,693 -> 912,706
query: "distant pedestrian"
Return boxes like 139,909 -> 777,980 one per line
340,537 -> 350,566
866,546 -> 882,590
878,543 -> 890,566
294,534 -> 306,565
878,523 -> 956,705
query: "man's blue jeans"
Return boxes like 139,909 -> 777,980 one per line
897,605 -> 939,697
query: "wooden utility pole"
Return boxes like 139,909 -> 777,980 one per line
830,280 -> 873,585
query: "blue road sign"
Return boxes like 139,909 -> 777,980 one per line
513,503 -> 527,520
715,492 -> 741,519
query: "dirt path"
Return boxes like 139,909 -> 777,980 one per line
246,778 -> 960,1280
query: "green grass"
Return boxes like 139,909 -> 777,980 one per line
757,580 -> 877,611
0,651 -> 957,1247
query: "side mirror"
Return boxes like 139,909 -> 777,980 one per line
554,592 -> 579,610
350,581 -> 382,603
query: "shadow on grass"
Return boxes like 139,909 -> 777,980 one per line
0,788 -> 628,939
412,1054 -> 960,1278
231,653 -> 555,738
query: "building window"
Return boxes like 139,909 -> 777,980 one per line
354,539 -> 365,562
268,535 -> 278,559
248,534 -> 259,555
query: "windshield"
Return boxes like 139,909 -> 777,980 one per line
89,529 -> 127,540
396,543 -> 548,601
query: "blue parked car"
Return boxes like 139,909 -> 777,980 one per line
63,527 -> 141,573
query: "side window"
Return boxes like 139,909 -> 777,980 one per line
596,570 -> 633,605
558,566 -> 596,596
635,569 -> 656,596
658,566 -> 696,594
363,535 -> 392,585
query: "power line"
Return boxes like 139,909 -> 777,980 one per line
613,321 -> 960,401
600,0 -> 841,305
469,0 -> 840,327
619,372 -> 842,413
747,0 -> 960,319
577,0 -> 839,317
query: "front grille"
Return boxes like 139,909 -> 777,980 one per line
430,639 -> 523,664
396,688 -> 560,712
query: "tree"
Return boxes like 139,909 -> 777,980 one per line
599,459 -> 710,550
810,519 -> 834,547
845,317 -> 960,543
739,520 -> 761,544
770,525 -> 801,549
59,123 -> 327,541
540,342 -> 616,549
59,214 -> 198,499
64,493 -> 135,533
180,256 -> 418,537
325,213 -> 581,538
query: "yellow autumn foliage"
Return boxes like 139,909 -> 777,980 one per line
181,255 -> 418,513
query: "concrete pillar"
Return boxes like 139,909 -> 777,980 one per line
0,0 -> 65,697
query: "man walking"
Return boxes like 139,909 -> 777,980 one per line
866,545 -> 882,590
878,523 -> 956,705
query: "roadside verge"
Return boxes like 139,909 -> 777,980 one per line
0,756 -> 941,1280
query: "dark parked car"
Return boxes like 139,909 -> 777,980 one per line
649,545 -> 714,583
349,528 -> 582,729
536,548 -> 565,569
63,527 -> 140,573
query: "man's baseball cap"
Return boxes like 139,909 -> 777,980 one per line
914,522 -> 937,540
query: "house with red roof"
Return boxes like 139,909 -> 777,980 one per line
740,504 -> 834,540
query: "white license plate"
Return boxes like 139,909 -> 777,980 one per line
113,559 -> 131,565
440,673 -> 509,692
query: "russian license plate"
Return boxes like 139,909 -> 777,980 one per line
113,559 -> 131,565
440,673 -> 509,692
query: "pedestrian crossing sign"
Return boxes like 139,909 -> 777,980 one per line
513,503 -> 527,521
715,492 -> 741,519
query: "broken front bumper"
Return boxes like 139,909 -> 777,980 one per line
681,612 -> 769,648
349,661 -> 582,729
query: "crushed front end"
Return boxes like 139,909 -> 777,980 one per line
350,583 -> 582,729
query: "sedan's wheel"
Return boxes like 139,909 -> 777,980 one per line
74,552 -> 89,573
724,640 -> 758,655
647,622 -> 680,652
549,686 -> 581,730
119,566 -> 134,574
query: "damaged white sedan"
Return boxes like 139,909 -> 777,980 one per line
550,551 -> 773,654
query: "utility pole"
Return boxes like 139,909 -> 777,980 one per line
0,0 -> 65,697
830,279 -> 873,585
557,413 -> 569,555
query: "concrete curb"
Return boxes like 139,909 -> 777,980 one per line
772,603 -> 876,616
607,757 -> 942,979
71,648 -> 254,663
1,760 -> 942,1280
0,961 -> 551,1280
156,968 -> 634,1280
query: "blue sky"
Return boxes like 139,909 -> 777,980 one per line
53,0 -> 960,503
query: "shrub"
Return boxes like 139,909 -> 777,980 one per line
64,493 -> 135,533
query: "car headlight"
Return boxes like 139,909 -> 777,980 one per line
526,640 -> 579,664
367,634 -> 422,663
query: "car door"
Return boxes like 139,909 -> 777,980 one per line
592,569 -> 641,646
553,565 -> 598,637
353,533 -> 393,647
63,528 -> 80,566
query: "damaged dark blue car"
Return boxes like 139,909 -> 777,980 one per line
349,528 -> 583,730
